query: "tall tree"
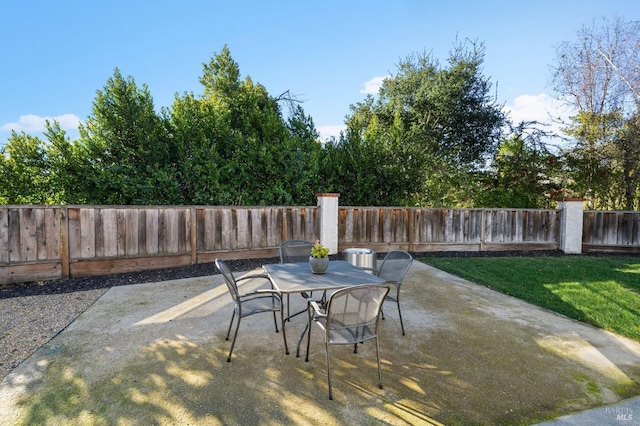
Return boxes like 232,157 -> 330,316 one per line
78,68 -> 181,205
0,122 -> 90,204
0,132 -> 50,204
473,133 -> 562,208
620,112 -> 640,209
169,92 -> 226,204
323,39 -> 506,206
171,45 -> 321,205
552,16 -> 640,209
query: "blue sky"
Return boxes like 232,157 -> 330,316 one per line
1,1 -> 638,147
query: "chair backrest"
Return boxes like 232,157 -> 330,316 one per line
325,285 -> 389,344
215,258 -> 239,303
279,239 -> 314,263
377,250 -> 413,283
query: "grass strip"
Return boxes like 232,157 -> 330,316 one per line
420,256 -> 640,341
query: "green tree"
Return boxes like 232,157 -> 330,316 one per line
172,46 -> 321,205
283,104 -> 323,205
169,92 -> 226,204
0,121 -> 92,204
474,134 -> 562,208
321,108 -> 425,206
0,132 -> 51,204
552,16 -> 640,209
78,68 -> 181,205
619,112 -> 640,209
43,121 -> 93,204
561,111 -> 624,208
323,39 -> 506,206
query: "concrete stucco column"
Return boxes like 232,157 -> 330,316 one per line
316,193 -> 340,254
558,198 -> 584,254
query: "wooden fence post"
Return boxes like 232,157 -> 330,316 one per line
316,193 -> 340,254
558,198 -> 584,254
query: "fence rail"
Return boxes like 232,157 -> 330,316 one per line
1,204 -> 638,285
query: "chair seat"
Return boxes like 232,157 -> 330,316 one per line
239,294 -> 281,317
313,314 -> 377,344
328,323 -> 376,345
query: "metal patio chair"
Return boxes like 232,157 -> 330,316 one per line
215,258 -> 289,362
279,239 -> 314,263
279,239 -> 320,317
375,250 -> 413,335
304,284 -> 389,400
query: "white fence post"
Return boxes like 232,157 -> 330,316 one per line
316,193 -> 340,254
558,198 -> 584,254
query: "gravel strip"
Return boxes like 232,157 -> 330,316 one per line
0,257 -> 279,380
0,288 -> 109,379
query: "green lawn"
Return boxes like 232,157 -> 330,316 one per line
420,256 -> 640,341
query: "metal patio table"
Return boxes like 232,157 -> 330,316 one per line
263,260 -> 388,355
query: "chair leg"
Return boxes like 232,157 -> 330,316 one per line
397,300 -> 405,336
226,316 -> 241,362
304,305 -> 312,362
326,342 -> 333,400
272,311 -> 279,333
375,337 -> 383,389
394,285 -> 405,335
225,311 -> 236,340
280,305 -> 289,355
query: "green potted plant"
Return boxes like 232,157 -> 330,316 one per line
309,239 -> 330,274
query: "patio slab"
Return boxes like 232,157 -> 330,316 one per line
1,261 -> 639,425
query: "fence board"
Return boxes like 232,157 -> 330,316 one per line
236,208 -> 249,249
35,209 -> 46,260
41,208 -> 60,260
125,209 -> 139,256
116,209 -> 126,255
67,208 -> 81,259
138,210 -> 147,254
100,209 -> 118,257
220,209 -> 234,250
180,209 -> 189,253
20,208 -> 37,261
265,208 -> 282,247
145,209 -> 159,254
0,208 -> 8,263
214,209 -> 224,250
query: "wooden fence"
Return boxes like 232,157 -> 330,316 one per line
1,205 -> 638,285
1,206 -> 319,285
339,207 -> 561,252
583,210 -> 640,252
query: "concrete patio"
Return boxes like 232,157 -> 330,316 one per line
1,261 -> 639,425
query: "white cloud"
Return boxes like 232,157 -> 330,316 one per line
317,124 -> 346,141
360,76 -> 388,95
504,93 -> 575,136
1,114 -> 82,133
